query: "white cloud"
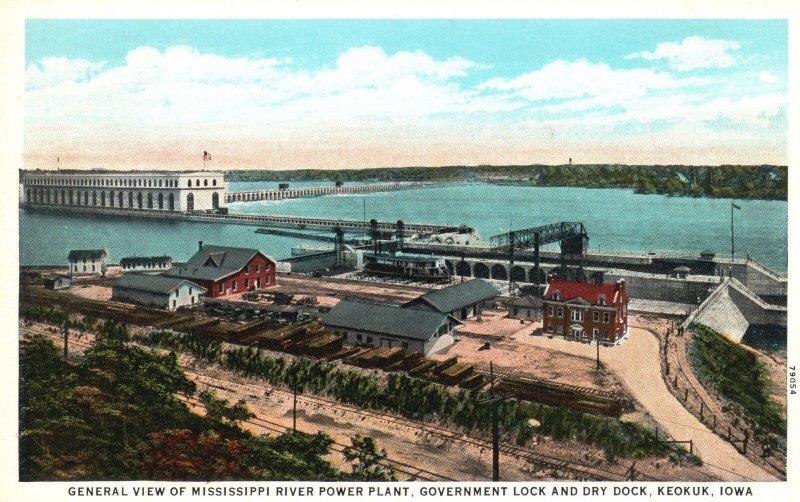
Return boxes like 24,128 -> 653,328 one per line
625,36 -> 741,71
23,44 -> 786,167
479,59 -> 706,112
25,44 -> 501,131
26,56 -> 107,90
759,71 -> 780,83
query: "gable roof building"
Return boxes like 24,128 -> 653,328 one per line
67,249 -> 109,275
120,255 -> 172,271
403,279 -> 500,320
542,277 -> 628,345
163,243 -> 277,297
112,273 -> 206,311
322,298 -> 461,355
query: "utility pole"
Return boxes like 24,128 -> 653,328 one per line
63,323 -> 69,362
490,361 -> 500,481
731,202 -> 740,265
595,332 -> 601,370
292,382 -> 298,432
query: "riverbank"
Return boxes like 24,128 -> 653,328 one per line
227,165 -> 787,201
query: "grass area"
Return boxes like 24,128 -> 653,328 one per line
689,324 -> 786,446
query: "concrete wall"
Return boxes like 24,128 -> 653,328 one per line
602,272 -> 718,304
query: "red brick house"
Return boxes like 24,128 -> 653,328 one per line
542,277 -> 628,345
164,243 -> 276,298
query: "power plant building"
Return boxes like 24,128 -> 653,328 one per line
21,170 -> 226,212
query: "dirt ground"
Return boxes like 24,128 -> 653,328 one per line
68,283 -> 113,301
517,321 -> 777,482
432,309 -> 620,392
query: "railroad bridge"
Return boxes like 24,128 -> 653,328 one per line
226,182 -> 425,203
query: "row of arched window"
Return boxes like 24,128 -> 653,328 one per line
26,188 -> 183,211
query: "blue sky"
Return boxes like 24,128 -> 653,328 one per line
24,19 -> 788,169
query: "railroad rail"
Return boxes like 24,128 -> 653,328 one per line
188,373 -> 635,481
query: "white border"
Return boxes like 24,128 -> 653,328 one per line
2,1 -> 796,500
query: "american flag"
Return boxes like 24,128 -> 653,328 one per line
203,151 -> 211,161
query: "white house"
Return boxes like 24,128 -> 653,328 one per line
68,249 -> 109,276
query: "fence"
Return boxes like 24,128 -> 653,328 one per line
659,325 -> 785,476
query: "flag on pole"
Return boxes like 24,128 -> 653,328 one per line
203,151 -> 211,161
732,203 -> 741,210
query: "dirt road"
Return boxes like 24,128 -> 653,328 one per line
518,327 -> 777,481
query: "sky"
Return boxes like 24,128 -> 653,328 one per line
23,19 -> 788,170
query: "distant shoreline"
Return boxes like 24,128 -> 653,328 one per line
227,164 -> 787,201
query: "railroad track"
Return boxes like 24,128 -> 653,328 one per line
189,372 -> 639,481
477,368 -> 623,401
181,396 -> 453,482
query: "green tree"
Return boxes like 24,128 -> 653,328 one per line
342,435 -> 396,481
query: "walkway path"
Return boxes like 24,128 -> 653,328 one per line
517,328 -> 777,481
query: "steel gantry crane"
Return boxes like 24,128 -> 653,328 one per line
489,222 -> 589,292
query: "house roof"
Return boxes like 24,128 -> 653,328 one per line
68,249 -> 107,261
113,273 -> 206,295
544,280 -> 619,305
323,298 -> 456,341
43,274 -> 71,282
507,295 -> 544,308
120,256 -> 172,266
405,279 -> 500,314
164,244 -> 275,282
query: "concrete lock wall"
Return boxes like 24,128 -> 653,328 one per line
603,273 -> 718,304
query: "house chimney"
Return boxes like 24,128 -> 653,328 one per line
198,241 -> 203,251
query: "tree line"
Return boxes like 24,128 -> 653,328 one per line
227,164 -> 787,200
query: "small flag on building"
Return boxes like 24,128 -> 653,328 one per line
203,151 -> 211,161
732,203 -> 741,210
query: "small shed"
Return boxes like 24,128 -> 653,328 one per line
43,274 -> 72,290
672,266 -> 691,279
507,295 -> 544,321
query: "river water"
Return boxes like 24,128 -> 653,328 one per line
19,182 -> 787,271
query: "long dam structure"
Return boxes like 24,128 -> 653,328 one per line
225,181 -> 427,203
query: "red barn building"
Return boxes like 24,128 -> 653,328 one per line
542,277 -> 629,345
164,243 -> 276,298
